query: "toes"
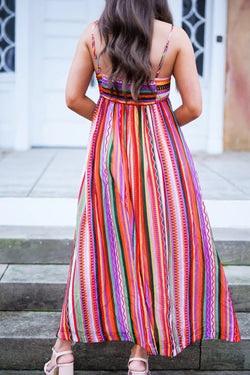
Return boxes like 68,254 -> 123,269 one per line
45,361 -> 52,372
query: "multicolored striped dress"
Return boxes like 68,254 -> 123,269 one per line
55,21 -> 241,357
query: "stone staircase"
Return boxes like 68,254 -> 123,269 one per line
0,227 -> 250,374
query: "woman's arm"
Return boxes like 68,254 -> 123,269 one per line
65,23 -> 97,121
172,27 -> 202,126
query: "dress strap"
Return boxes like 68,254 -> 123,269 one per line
155,24 -> 174,78
91,20 -> 101,73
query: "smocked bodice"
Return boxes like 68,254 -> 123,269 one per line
96,72 -> 171,105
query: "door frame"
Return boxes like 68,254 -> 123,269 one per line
14,0 -> 32,150
169,0 -> 228,154
207,0 -> 228,153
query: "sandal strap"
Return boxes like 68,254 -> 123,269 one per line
57,361 -> 74,367
128,356 -> 149,373
52,346 -> 73,359
128,356 -> 148,364
56,350 -> 73,356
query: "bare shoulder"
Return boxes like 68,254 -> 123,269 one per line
153,21 -> 191,50
79,21 -> 97,46
171,25 -> 193,50
154,19 -> 173,33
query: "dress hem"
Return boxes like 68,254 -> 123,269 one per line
55,329 -> 241,358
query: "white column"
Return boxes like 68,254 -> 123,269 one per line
207,0 -> 228,153
14,0 -> 31,150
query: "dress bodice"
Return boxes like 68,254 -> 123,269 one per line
91,20 -> 174,106
96,72 -> 171,105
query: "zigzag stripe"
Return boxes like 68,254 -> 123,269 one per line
56,69 -> 241,357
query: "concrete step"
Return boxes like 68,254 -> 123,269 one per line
0,226 -> 249,241
1,197 -> 250,228
0,311 -> 249,371
0,236 -> 250,265
0,264 -> 249,312
0,238 -> 73,265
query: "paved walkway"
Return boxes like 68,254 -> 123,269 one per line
0,148 -> 249,200
0,148 -> 250,229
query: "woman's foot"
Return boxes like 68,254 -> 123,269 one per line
129,344 -> 149,372
45,338 -> 74,373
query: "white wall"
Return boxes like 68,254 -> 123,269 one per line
0,75 -> 15,148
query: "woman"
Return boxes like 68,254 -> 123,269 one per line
44,0 -> 241,374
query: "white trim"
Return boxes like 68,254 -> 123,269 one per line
205,200 -> 250,228
0,72 -> 15,83
1,198 -> 77,226
29,0 -> 45,146
202,0 -> 213,87
14,0 -> 32,150
206,0 -> 228,153
1,197 -> 249,228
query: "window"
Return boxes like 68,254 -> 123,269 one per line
182,0 -> 206,76
0,0 -> 15,73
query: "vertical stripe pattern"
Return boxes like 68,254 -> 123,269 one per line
56,70 -> 241,357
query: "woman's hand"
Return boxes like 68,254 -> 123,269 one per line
65,23 -> 97,121
172,26 -> 202,126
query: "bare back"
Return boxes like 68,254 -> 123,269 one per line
90,19 -> 178,80
66,17 -> 202,125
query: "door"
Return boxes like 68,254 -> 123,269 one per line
30,0 -> 104,147
168,0 -> 227,152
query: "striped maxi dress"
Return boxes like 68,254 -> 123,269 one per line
55,21 -> 241,357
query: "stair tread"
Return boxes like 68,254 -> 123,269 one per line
1,236 -> 249,266
1,265 -> 249,312
1,264 -> 250,285
224,266 -> 250,284
0,225 -> 250,241
0,311 -> 249,339
0,263 -> 7,278
0,264 -> 69,283
0,311 -> 60,339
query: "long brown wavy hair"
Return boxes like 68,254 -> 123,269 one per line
97,0 -> 173,100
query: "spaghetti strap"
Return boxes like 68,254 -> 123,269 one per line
155,24 -> 174,78
91,20 -> 101,73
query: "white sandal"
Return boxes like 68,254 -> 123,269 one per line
128,355 -> 151,375
44,345 -> 74,375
